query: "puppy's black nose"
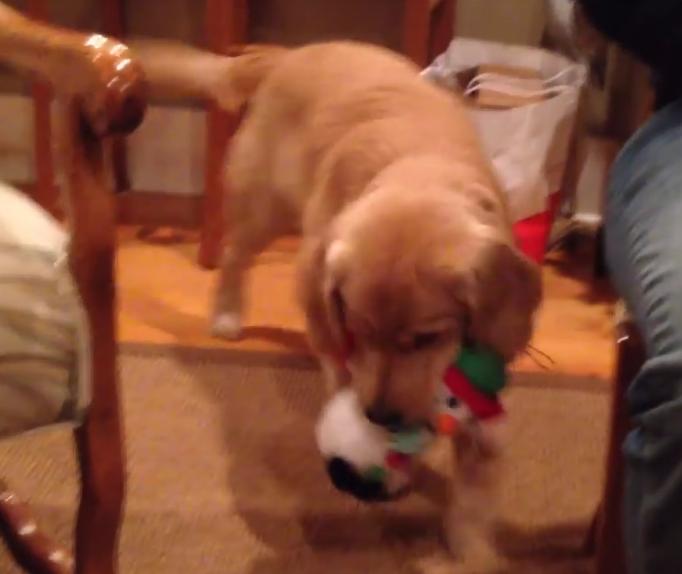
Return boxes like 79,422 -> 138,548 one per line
365,407 -> 403,430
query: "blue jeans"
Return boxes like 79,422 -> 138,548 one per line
606,99 -> 682,574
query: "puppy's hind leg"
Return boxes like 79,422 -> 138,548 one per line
212,225 -> 267,339
211,181 -> 291,339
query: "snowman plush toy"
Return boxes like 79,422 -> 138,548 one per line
316,345 -> 507,501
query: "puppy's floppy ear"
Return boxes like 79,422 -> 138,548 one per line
297,234 -> 351,355
457,232 -> 542,361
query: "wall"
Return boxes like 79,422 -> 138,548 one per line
457,0 -> 546,46
0,0 -> 623,217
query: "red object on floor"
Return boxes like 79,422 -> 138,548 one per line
513,192 -> 561,263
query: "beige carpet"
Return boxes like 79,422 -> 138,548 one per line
0,346 -> 609,573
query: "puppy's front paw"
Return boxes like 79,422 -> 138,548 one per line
446,522 -> 507,573
211,312 -> 243,340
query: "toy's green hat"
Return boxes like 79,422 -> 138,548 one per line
455,346 -> 507,395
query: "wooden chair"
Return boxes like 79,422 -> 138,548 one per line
19,0 -> 456,269
585,50 -> 654,572
587,305 -> 644,574
0,4 -> 146,573
199,0 -> 457,268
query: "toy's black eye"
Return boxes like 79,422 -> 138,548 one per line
447,396 -> 459,409
413,332 -> 440,350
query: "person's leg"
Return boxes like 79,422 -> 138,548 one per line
606,99 -> 682,574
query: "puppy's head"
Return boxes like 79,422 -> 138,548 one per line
299,179 -> 541,427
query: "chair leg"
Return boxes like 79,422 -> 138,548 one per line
199,0 -> 248,269
63,103 -> 126,574
584,503 -> 600,555
0,479 -> 72,574
73,417 -> 124,574
428,0 -> 455,61
102,0 -> 130,194
591,319 -> 644,574
402,0 -> 431,67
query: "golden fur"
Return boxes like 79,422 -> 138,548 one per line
134,40 -> 542,568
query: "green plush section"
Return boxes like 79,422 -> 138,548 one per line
455,346 -> 507,395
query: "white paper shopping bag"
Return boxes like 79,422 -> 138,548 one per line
423,38 -> 587,223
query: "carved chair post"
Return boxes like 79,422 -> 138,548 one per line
0,3 -> 146,572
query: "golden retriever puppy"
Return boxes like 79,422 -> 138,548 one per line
134,40 -> 542,567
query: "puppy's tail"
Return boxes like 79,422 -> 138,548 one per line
128,39 -> 288,112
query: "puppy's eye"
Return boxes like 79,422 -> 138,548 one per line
412,332 -> 440,350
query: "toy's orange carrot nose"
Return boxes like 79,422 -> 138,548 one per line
436,414 -> 459,436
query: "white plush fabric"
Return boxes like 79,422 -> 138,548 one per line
0,182 -> 90,438
315,388 -> 388,469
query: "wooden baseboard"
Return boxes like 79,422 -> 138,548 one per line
117,191 -> 202,228
12,183 -> 203,229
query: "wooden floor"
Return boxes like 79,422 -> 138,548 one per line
118,226 -> 616,380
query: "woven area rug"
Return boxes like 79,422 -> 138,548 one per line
0,345 -> 609,573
